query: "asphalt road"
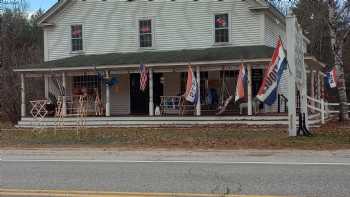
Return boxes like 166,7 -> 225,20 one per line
1,149 -> 350,197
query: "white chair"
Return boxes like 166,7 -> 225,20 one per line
239,99 -> 260,115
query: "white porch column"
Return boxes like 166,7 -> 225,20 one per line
286,12 -> 297,136
310,70 -> 315,112
149,68 -> 154,116
196,65 -> 201,116
105,70 -> 111,117
20,73 -> 26,117
247,64 -> 253,116
317,71 -> 321,100
44,74 -> 49,100
62,72 -> 67,116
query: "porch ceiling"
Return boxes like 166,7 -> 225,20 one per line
14,45 -> 275,72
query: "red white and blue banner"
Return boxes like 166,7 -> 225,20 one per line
326,67 -> 337,88
139,64 -> 148,91
257,38 -> 288,105
185,66 -> 198,103
235,63 -> 248,102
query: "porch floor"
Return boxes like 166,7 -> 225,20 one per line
17,115 -> 292,128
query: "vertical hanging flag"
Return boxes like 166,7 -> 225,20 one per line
185,66 -> 198,103
235,63 -> 248,102
256,38 -> 288,105
139,64 -> 148,91
326,67 -> 337,88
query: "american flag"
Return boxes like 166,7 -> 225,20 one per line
139,64 -> 148,91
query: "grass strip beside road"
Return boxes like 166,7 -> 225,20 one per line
0,188 -> 290,197
1,122 -> 350,150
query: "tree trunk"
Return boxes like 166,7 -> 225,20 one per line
328,0 -> 349,121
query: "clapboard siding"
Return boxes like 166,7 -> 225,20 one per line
264,14 -> 286,48
44,0 -> 265,61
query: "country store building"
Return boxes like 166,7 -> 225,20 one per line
14,0 -> 327,134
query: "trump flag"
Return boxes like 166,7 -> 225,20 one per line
235,63 -> 248,102
256,38 -> 287,105
326,67 -> 337,88
185,66 -> 198,103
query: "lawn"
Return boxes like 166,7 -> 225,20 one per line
1,121 -> 350,150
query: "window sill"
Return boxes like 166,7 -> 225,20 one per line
212,42 -> 232,47
70,50 -> 85,55
138,47 -> 156,51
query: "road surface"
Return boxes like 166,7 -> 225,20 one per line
1,149 -> 350,197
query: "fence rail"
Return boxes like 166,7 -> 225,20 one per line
307,96 -> 350,124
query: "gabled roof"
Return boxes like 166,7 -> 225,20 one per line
37,0 -> 71,27
14,45 -> 275,72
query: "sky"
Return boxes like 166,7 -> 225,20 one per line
28,0 -> 57,12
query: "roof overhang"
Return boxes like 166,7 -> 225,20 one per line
37,0 -> 71,27
13,58 -> 272,73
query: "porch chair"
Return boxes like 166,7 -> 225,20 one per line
239,98 -> 260,115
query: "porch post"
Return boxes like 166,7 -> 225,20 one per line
317,71 -> 321,101
310,70 -> 315,112
196,65 -> 201,116
149,68 -> 154,116
20,73 -> 26,117
44,74 -> 49,100
247,64 -> 253,115
62,72 -> 67,116
105,70 -> 111,117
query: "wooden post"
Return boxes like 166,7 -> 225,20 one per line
321,98 -> 325,124
310,71 -> 315,113
196,65 -> 201,116
20,73 -> 26,117
62,72 -> 67,116
44,74 -> 49,100
149,67 -> 154,116
247,64 -> 253,116
287,11 -> 297,136
105,70 -> 111,117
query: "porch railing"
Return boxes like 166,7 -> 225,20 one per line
307,96 -> 350,124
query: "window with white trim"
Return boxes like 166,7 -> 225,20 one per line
139,19 -> 152,48
71,25 -> 83,52
214,14 -> 229,43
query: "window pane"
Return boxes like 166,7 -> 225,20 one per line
139,20 -> 152,47
215,14 -> 228,29
140,34 -> 152,47
71,25 -> 83,51
71,25 -> 82,38
72,38 -> 83,51
139,20 -> 152,34
215,29 -> 229,43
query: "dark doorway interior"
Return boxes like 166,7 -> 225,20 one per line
130,73 -> 163,115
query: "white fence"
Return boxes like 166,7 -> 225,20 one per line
307,96 -> 350,124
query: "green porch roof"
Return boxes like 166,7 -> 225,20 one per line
17,45 -> 275,70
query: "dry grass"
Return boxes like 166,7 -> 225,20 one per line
1,122 -> 350,150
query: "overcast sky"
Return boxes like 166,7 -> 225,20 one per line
28,0 -> 57,11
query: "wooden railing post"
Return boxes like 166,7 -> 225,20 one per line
321,99 -> 325,124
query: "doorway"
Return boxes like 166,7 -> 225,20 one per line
129,73 -> 163,115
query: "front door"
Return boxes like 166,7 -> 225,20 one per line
129,73 -> 164,115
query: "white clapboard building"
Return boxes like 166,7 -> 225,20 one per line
14,0 -> 326,128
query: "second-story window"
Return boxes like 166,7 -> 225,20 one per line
139,19 -> 152,48
214,14 -> 229,43
71,25 -> 83,52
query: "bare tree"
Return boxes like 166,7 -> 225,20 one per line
327,0 -> 350,120
270,0 -> 349,120
0,3 -> 43,123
